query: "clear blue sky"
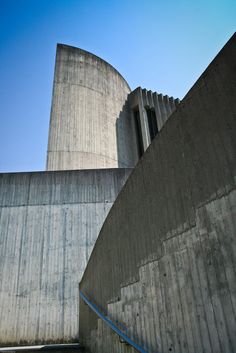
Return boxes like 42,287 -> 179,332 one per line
0,0 -> 235,172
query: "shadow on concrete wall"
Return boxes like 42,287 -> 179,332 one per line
115,100 -> 138,168
79,33 -> 236,353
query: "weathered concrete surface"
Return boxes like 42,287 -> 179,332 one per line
0,168 -> 131,346
79,33 -> 236,353
128,87 -> 180,151
46,44 -> 138,170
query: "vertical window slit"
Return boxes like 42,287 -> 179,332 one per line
133,108 -> 144,157
146,107 -> 158,141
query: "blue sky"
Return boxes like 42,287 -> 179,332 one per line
0,0 -> 235,172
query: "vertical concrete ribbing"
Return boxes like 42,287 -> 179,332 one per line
0,169 -> 131,345
152,92 -> 162,131
128,88 -> 180,149
47,44 -> 137,170
79,34 -> 236,353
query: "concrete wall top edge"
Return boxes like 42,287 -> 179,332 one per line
79,32 -> 236,288
182,32 -> 236,101
79,33 -> 236,352
130,86 -> 180,100
0,168 -> 132,207
56,43 -> 131,91
0,167 -> 132,177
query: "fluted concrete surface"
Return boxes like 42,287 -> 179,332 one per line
0,168 -> 131,345
46,44 -> 138,171
128,87 -> 180,150
79,34 -> 236,353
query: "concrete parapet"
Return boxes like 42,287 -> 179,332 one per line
79,34 -> 236,353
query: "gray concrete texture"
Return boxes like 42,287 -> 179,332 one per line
128,87 -> 180,151
79,33 -> 236,353
0,168 -> 131,346
46,44 -> 138,170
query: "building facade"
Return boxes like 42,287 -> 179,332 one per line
1,35 -> 235,352
0,44 -> 178,346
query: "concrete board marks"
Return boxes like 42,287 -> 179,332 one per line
128,87 -> 179,151
0,40 -> 179,347
79,34 -> 236,352
46,45 -> 137,170
1,26 -> 234,352
46,44 -> 179,171
0,168 -> 131,345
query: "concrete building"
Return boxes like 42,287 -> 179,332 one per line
79,33 -> 236,353
46,44 -> 178,171
0,169 -> 131,345
46,45 -> 135,170
0,34 -> 235,353
0,44 -> 178,346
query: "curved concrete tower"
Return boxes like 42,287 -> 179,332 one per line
46,44 -> 137,170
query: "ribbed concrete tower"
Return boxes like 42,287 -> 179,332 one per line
0,43 -> 180,346
46,44 -> 138,170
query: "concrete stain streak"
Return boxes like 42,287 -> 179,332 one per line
0,168 -> 131,345
46,45 -> 137,171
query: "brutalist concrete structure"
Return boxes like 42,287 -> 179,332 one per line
46,44 -> 178,171
46,45 -> 135,170
79,34 -> 236,353
0,44 -> 177,345
0,169 -> 131,345
1,33 -> 235,353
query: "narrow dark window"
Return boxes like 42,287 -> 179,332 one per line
146,107 -> 158,141
133,108 -> 144,157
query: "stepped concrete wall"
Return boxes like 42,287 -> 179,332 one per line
46,44 -> 138,171
0,168 -> 131,346
79,34 -> 236,353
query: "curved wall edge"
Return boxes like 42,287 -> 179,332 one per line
79,33 -> 236,353
56,44 -> 132,91
46,44 -> 138,171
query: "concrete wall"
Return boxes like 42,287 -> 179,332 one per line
79,34 -> 236,353
0,168 -> 131,346
128,87 -> 180,151
46,44 -> 138,171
